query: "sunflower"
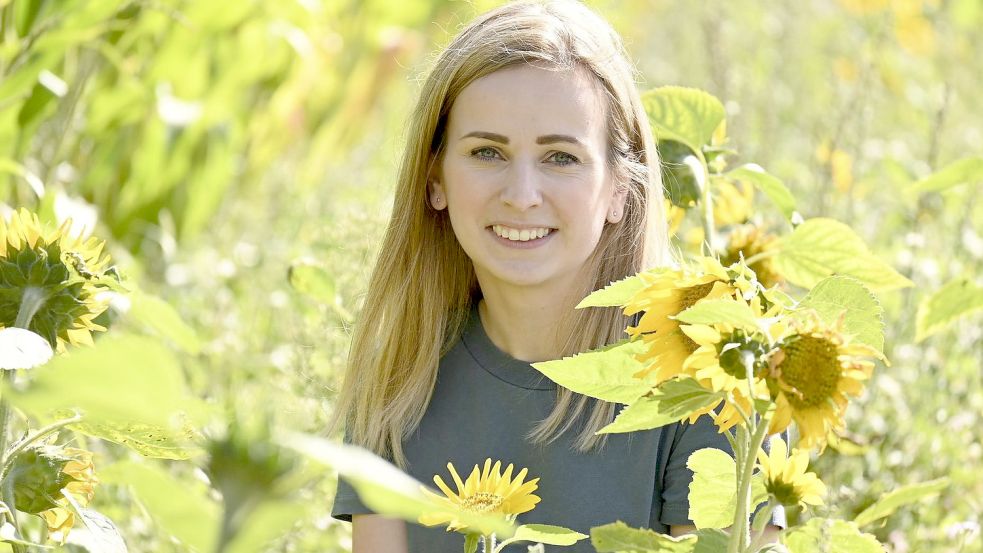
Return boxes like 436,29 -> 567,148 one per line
419,459 -> 540,533
756,437 -> 826,508
766,313 -> 880,448
8,445 -> 98,544
0,208 -> 113,351
711,177 -> 754,227
625,257 -> 739,383
664,198 -> 685,236
721,225 -> 782,289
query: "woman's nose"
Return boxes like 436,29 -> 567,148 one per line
500,161 -> 542,211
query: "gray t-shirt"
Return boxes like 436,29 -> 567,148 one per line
332,307 -> 784,551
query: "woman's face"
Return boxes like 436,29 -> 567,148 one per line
432,65 -> 626,293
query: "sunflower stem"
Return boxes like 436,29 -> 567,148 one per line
728,413 -> 771,553
14,286 -> 46,330
0,413 -> 84,479
0,287 -> 49,538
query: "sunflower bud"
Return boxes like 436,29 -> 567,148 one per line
7,445 -> 97,515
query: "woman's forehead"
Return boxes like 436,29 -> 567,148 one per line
446,65 -> 608,144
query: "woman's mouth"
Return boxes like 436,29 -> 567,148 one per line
489,224 -> 555,248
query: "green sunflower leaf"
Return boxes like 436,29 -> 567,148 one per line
909,156 -> 983,193
727,164 -> 797,221
591,521 -> 697,552
772,218 -> 912,291
597,379 -> 724,434
278,433 -> 516,539
126,290 -> 202,355
798,276 -> 885,352
578,274 -> 648,308
687,448 -> 767,529
531,340 -> 653,404
641,86 -> 726,154
100,459 -> 220,552
782,518 -> 883,553
498,524 -> 588,548
64,415 -> 204,460
852,477 -> 949,528
674,298 -> 761,332
4,334 -> 208,427
915,278 -> 983,342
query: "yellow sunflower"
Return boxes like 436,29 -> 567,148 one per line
419,459 -> 540,533
0,208 -> 113,351
756,437 -> 826,508
8,445 -> 98,544
625,257 -> 739,383
711,177 -> 754,227
766,313 -> 880,448
721,224 -> 782,289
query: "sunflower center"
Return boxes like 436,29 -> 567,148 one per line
461,492 -> 504,514
778,334 -> 840,408
766,478 -> 802,507
679,282 -> 716,311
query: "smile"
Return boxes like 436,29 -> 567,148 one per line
491,224 -> 553,242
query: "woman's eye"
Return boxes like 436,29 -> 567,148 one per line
471,147 -> 502,161
548,151 -> 580,166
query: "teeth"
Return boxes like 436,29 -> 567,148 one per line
492,225 -> 552,242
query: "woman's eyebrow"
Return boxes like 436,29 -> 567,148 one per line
459,131 -> 583,146
536,134 -> 581,146
461,131 -> 508,143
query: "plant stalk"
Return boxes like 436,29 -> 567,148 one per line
0,288 -> 49,548
727,414 -> 771,553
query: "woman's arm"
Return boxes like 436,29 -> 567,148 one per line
352,515 -> 408,553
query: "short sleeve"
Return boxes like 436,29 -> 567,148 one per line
658,415 -> 787,530
329,430 -> 375,522
330,473 -> 373,522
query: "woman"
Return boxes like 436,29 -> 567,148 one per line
330,1 -> 782,551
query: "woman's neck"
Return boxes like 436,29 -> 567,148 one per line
476,287 -> 580,363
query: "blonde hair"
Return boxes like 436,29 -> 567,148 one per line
331,0 -> 670,468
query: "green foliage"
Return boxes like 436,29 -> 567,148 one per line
852,478 -> 949,528
597,380 -> 724,434
66,416 -> 202,460
280,433 -> 516,539
781,518 -> 883,553
126,290 -> 203,354
772,218 -> 913,291
497,524 -> 588,548
591,521 -> 698,552
798,276 -> 885,352
100,459 -> 220,552
914,277 -> 983,342
642,87 -> 725,156
726,165 -> 797,221
909,156 -> 983,193
686,448 -> 766,530
530,340 -> 652,404
5,333 -> 207,427
578,274 -> 648,308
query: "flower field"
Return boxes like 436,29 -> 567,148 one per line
0,0 -> 980,551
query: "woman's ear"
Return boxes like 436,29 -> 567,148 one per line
429,181 -> 447,210
607,188 -> 628,224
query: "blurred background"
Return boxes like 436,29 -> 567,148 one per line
1,0 -> 980,551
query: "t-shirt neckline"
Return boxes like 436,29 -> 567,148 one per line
461,303 -> 557,391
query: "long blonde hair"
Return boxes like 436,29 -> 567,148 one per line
331,0 -> 670,468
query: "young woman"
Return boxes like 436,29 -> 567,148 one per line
330,1 -> 782,551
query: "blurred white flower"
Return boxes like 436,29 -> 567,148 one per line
54,193 -> 99,239
156,83 -> 202,127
